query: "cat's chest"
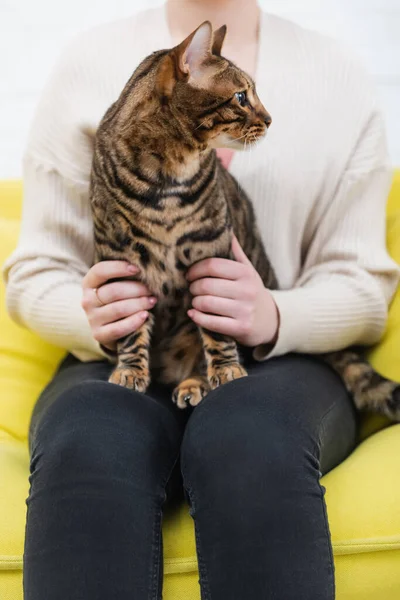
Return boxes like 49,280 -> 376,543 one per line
132,199 -> 231,299
141,242 -> 210,302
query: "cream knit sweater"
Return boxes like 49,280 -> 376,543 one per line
3,6 -> 400,363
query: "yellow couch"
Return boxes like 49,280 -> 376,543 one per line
1,177 -> 400,599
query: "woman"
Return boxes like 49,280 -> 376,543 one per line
4,0 -> 399,598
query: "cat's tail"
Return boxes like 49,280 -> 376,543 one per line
324,350 -> 400,422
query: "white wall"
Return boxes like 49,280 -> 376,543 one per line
1,0 -> 399,178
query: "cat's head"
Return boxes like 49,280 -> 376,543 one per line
116,21 -> 271,151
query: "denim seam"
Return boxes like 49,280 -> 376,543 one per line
317,402 -> 339,600
148,447 -> 182,600
149,507 -> 163,600
181,444 -> 212,600
317,402 -> 338,449
183,482 -> 212,600
320,488 -> 336,600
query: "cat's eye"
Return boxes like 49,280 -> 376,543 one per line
235,91 -> 247,107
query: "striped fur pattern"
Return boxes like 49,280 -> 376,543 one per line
89,21 -> 400,419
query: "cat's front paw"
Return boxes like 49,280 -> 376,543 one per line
172,377 -> 210,409
109,367 -> 150,393
208,362 -> 247,390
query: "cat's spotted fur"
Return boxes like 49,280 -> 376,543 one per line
89,21 -> 400,419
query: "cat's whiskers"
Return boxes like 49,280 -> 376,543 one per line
223,131 -> 249,150
195,119 -> 209,131
232,132 -> 249,143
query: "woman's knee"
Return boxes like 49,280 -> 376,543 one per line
31,381 -> 182,493
181,374 -> 314,493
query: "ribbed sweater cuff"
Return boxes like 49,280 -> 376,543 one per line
253,289 -> 313,360
253,284 -> 386,361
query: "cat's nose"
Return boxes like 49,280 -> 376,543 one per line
264,113 -> 272,128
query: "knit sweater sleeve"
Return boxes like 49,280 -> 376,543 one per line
3,37 -> 109,362
3,161 -> 108,362
254,107 -> 400,361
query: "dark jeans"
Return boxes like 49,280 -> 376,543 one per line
24,353 -> 358,600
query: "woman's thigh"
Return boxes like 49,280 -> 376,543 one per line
179,353 -> 359,600
33,352 -> 358,473
29,353 -> 188,453
244,352 -> 359,474
25,355 -> 188,600
182,352 -> 358,477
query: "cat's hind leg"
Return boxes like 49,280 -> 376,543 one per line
109,313 -> 154,392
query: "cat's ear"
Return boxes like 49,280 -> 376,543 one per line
212,25 -> 227,56
174,21 -> 213,78
158,22 -> 213,95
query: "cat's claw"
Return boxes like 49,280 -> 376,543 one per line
208,362 -> 247,390
109,367 -> 150,393
172,379 -> 210,409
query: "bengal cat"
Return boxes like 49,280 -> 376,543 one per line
89,21 -> 400,420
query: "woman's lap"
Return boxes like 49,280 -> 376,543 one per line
26,352 -> 358,599
30,352 -> 358,476
29,353 -> 187,453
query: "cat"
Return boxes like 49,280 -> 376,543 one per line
88,21 -> 400,420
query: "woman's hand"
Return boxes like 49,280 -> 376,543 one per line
82,261 -> 157,352
187,237 -> 279,347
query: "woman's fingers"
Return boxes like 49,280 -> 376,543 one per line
186,257 -> 245,283
92,297 -> 157,327
82,276 -> 152,313
187,309 -> 239,337
231,235 -> 252,265
83,261 -> 139,290
82,261 -> 156,351
191,294 -> 239,318
189,277 -> 239,299
95,280 -> 152,305
93,311 -> 149,346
